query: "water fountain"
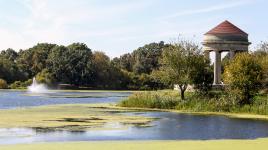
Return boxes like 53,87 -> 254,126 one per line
27,77 -> 49,93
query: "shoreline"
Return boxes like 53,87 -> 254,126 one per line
114,105 -> 268,121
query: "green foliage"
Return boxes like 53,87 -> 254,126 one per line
121,71 -> 165,90
92,51 -> 114,88
35,69 -> 55,86
0,56 -> 25,83
0,48 -> 18,61
9,79 -> 32,89
113,41 -> 167,74
190,56 -> 213,95
119,91 -> 180,109
0,79 -> 8,89
47,43 -> 93,86
120,90 -> 268,115
16,43 -> 56,78
153,39 -> 205,99
258,55 -> 268,90
223,53 -> 263,105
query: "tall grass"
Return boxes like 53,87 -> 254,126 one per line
119,91 -> 180,109
119,90 -> 268,115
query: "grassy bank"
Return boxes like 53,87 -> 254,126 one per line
119,90 -> 268,115
1,138 -> 268,150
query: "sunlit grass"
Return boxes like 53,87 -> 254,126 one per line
1,138 -> 268,150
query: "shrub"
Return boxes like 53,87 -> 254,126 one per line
223,53 -> 263,105
0,79 -> 8,89
36,69 -> 55,86
9,79 -> 32,89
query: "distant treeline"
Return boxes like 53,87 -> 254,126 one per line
0,40 -> 267,91
0,41 -> 169,89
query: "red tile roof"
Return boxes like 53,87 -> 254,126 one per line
205,20 -> 248,35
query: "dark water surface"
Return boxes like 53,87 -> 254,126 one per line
1,90 -> 268,144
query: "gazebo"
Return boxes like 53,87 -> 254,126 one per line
202,20 -> 251,86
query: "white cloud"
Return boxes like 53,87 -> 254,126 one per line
0,0 -> 152,51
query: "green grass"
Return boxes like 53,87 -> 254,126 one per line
1,139 -> 268,150
119,90 -> 180,109
119,90 -> 268,115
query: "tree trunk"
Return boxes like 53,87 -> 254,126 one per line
181,89 -> 185,100
179,84 -> 187,100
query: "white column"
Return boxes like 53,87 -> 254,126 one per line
213,50 -> 221,85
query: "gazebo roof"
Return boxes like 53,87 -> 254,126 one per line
205,20 -> 248,36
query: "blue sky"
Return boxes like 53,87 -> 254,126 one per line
0,0 -> 267,57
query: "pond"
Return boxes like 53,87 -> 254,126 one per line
1,90 -> 268,144
0,90 -> 130,109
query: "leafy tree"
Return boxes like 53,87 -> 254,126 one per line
47,43 -> 93,86
132,41 -> 167,74
0,56 -> 25,83
67,43 -> 93,85
113,53 -> 133,72
35,69 -> 55,86
253,41 -> 268,90
46,45 -> 69,83
191,57 -> 213,95
0,48 -> 18,61
0,79 -> 8,89
223,53 -> 263,105
92,51 -> 111,88
113,41 -> 168,74
154,40 -> 204,100
16,43 -> 56,78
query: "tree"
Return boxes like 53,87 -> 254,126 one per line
0,56 -> 25,83
0,79 -> 8,89
46,45 -> 69,83
16,43 -> 56,78
92,51 -> 111,88
113,53 -> 133,72
47,43 -> 93,86
254,41 -> 268,56
191,57 -> 213,95
132,42 -> 166,74
223,53 -> 263,105
254,41 -> 268,90
154,39 -> 204,100
35,69 -> 55,86
0,48 -> 18,61
113,41 -> 168,74
258,55 -> 268,90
